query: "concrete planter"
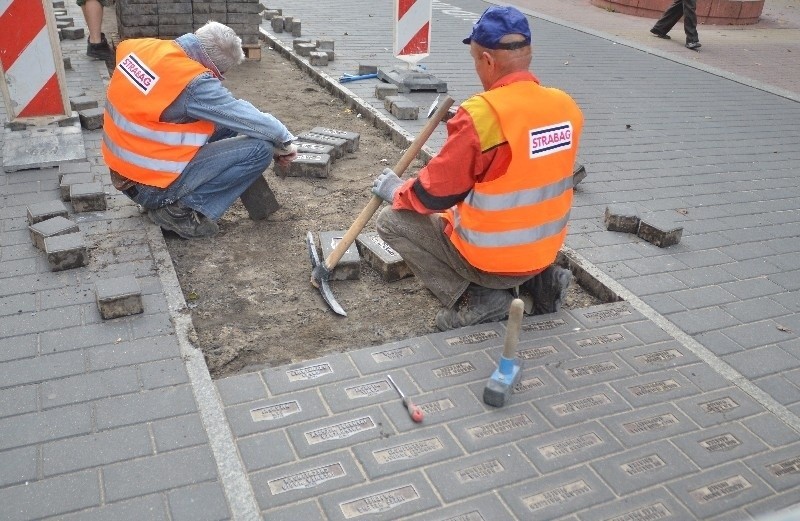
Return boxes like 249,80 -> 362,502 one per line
590,0 -> 765,25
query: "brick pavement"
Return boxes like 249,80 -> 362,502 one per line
1,0 -> 799,519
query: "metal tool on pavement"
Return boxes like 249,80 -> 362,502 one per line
426,94 -> 440,118
307,95 -> 455,316
386,374 -> 424,423
339,73 -> 378,83
483,298 -> 525,407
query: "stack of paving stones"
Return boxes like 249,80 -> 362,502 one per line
274,126 -> 359,178
605,204 -> 683,248
215,299 -> 799,519
264,7 -> 340,66
115,0 -> 262,57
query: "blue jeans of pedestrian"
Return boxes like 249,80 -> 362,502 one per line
127,128 -> 273,221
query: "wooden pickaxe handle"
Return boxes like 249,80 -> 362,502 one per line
323,95 -> 455,271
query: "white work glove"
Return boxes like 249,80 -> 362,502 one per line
372,168 -> 403,203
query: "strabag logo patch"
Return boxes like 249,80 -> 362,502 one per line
529,122 -> 573,158
118,53 -> 159,94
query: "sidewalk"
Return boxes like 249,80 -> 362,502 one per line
1,0 -> 799,519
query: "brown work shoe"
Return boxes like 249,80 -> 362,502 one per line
148,204 -> 219,239
521,265 -> 572,315
435,284 -> 513,331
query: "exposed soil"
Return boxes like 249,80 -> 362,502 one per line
164,47 -> 601,379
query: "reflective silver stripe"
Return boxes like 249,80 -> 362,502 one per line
103,134 -> 187,174
106,103 -> 209,147
452,210 -> 570,248
465,176 -> 573,211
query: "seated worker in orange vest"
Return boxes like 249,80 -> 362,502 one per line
372,6 -> 584,331
103,22 -> 297,239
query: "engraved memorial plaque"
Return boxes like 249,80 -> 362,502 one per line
690,475 -> 752,504
287,362 -> 333,381
467,414 -> 533,439
635,349 -> 683,365
699,433 -> 741,453
623,414 -> 679,435
607,503 -> 672,521
700,397 -> 739,414
518,345 -> 558,361
514,377 -> 544,393
456,459 -> 504,483
443,512 -> 484,521
250,400 -> 301,422
620,455 -> 665,476
369,234 -> 400,257
539,433 -> 602,459
768,456 -> 800,477
576,333 -> 625,348
566,361 -> 618,379
628,379 -> 680,397
524,480 -> 592,511
305,417 -> 375,445
371,345 -> 415,363
583,305 -> 632,323
445,330 -> 500,346
340,485 -> 419,518
345,380 -> 391,400
553,394 -> 611,416
373,438 -> 444,464
419,398 -> 455,415
268,463 -> 346,495
433,361 -> 476,378
522,318 -> 566,332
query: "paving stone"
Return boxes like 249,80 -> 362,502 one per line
45,232 -> 88,271
294,140 -> 335,158
151,413 -> 208,452
94,385 -> 197,430
467,365 -> 564,405
60,172 -> 94,201
215,372 -> 268,405
426,322 -> 505,357
95,275 -> 143,319
0,384 -> 37,418
0,404 -> 92,451
352,425 -> 462,479
667,462 -> 771,519
591,440 -> 696,495
405,494 -> 516,521
0,445 -> 37,487
569,301 -> 643,329
70,181 -> 107,212
27,200 -> 68,224
724,344 -> 800,378
577,488 -> 694,521
290,20 -> 302,37
604,204 -> 640,233
356,231 -> 412,282
78,107 -> 104,130
139,358 -> 189,389
500,466 -> 615,520
536,383 -> 632,429
274,152 -> 331,178
744,443 -> 800,492
389,385 -> 485,433
295,131 -> 347,158
406,350 -> 497,392
239,174 -> 280,220
286,406 -> 393,458
318,471 -> 439,521
559,325 -> 643,356
375,83 -> 399,100
261,500 -> 322,521
29,216 -> 79,250
390,99 -> 420,120
602,402 -> 697,448
261,355 -> 357,395
610,370 -> 699,407
319,371 -> 413,414
676,387 -> 765,428
308,51 -> 328,66
270,16 -> 284,32
41,424 -> 152,476
168,481 -> 230,521
348,335 -> 441,375
310,127 -> 359,153
673,423 -> 768,469
551,352 -> 637,390
518,421 -> 622,475
41,366 -> 140,409
61,26 -> 85,39
69,96 -> 98,112
236,430 -> 294,472
637,214 -> 683,247
449,403 -> 550,453
225,388 -> 328,437
0,469 -> 100,520
58,161 -> 91,180
295,42 -> 316,56
623,319 -> 674,344
517,311 -> 582,342
318,229 -> 360,280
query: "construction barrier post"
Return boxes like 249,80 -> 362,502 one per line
393,0 -> 432,66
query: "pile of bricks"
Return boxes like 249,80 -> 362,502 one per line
115,0 -> 262,49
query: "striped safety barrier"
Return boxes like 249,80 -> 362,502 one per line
0,0 -> 69,119
394,0 -> 432,65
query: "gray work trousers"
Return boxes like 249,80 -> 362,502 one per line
652,0 -> 699,43
375,206 -> 533,308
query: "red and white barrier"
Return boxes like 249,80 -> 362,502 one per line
0,0 -> 70,120
394,0 -> 432,65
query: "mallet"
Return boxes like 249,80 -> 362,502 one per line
483,298 -> 525,408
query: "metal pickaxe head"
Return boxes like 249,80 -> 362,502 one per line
306,231 -> 347,316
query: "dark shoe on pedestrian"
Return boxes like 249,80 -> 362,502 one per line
148,204 -> 219,239
87,32 -> 114,61
685,41 -> 702,50
521,265 -> 572,315
650,28 -> 670,39
435,284 -> 513,331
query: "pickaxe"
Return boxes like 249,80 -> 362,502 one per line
308,95 -> 455,315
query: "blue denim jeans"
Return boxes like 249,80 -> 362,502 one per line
127,128 -> 273,221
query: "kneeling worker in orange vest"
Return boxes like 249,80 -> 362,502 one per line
372,6 -> 584,330
103,22 -> 297,239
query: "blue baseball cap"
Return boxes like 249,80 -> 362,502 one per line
462,6 -> 531,49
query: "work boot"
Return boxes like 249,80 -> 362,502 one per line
87,33 -> 114,62
148,204 -> 219,239
685,41 -> 702,51
435,284 -> 513,331
521,265 -> 572,315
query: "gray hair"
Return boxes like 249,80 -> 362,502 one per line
195,21 -> 245,73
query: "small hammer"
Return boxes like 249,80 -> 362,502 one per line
483,298 -> 525,407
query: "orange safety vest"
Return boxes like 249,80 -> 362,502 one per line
101,39 -> 215,188
443,81 -> 584,274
